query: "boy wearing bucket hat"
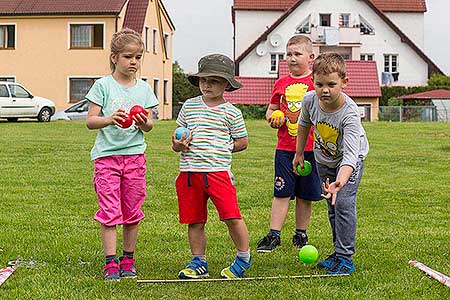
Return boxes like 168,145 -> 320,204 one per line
172,54 -> 251,279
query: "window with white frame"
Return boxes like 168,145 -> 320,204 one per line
153,79 -> 159,100
69,78 -> 98,103
320,14 -> 331,27
152,29 -> 158,54
296,15 -> 311,34
145,26 -> 150,52
163,79 -> 169,104
0,84 -> 9,97
360,16 -> 375,35
270,53 -> 284,72
384,54 -> 398,72
0,25 -> 15,49
339,14 -> 350,27
70,24 -> 103,49
163,33 -> 170,58
360,54 -> 374,61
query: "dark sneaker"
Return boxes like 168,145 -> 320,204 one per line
317,253 -> 337,269
103,259 -> 120,281
178,257 -> 209,279
221,256 -> 251,279
327,256 -> 355,275
119,256 -> 137,278
292,232 -> 308,249
256,234 -> 281,253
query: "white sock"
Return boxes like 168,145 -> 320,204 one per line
237,249 -> 251,263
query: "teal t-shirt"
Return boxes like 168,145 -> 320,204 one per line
86,75 -> 159,160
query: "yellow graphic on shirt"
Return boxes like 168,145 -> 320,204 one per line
314,121 -> 339,158
282,83 -> 309,136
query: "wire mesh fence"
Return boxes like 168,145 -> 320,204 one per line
378,106 -> 449,122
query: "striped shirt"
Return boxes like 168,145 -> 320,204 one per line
176,96 -> 248,172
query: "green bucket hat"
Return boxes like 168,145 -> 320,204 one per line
188,54 -> 243,91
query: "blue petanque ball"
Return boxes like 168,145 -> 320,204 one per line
175,127 -> 191,140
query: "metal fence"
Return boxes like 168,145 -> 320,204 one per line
378,106 -> 447,122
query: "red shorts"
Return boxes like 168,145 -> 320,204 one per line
175,171 -> 242,224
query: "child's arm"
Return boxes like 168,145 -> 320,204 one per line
266,104 -> 284,128
86,102 -> 127,129
232,136 -> 248,153
322,165 -> 354,205
292,124 -> 311,174
133,108 -> 154,132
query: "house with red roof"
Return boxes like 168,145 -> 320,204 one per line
0,0 -> 175,119
225,59 -> 381,121
399,89 -> 450,121
232,0 -> 443,87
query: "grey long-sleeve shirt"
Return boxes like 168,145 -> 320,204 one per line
299,91 -> 369,169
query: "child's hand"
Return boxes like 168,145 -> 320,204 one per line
268,115 -> 285,128
172,131 -> 192,152
292,153 -> 304,175
110,109 -> 128,126
321,178 -> 343,206
133,111 -> 148,128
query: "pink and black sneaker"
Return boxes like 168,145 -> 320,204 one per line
119,256 -> 137,278
103,259 -> 120,281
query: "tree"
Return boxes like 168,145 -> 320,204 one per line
172,61 -> 199,106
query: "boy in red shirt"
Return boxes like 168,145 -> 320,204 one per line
257,35 -> 322,252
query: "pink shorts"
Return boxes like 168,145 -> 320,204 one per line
93,154 -> 147,226
175,171 -> 242,224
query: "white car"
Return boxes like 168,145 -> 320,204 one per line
52,99 -> 89,121
0,82 -> 56,122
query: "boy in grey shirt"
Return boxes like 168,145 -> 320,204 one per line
293,52 -> 369,275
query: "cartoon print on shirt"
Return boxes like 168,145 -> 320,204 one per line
314,121 -> 339,158
281,83 -> 309,136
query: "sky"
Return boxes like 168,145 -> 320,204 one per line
164,0 -> 450,75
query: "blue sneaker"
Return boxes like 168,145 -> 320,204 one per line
178,257 -> 209,279
327,256 -> 355,275
317,253 -> 337,269
221,256 -> 251,279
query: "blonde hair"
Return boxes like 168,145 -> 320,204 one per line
286,35 -> 313,53
110,28 -> 145,71
313,52 -> 346,79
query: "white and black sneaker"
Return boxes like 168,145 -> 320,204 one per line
256,234 -> 281,253
292,232 -> 308,249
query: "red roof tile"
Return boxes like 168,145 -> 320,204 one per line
369,0 -> 426,12
233,0 -> 426,12
398,89 -> 450,100
224,77 -> 276,105
233,0 -> 298,11
0,0 -> 127,15
123,0 -> 149,34
227,60 -> 380,105
343,60 -> 382,97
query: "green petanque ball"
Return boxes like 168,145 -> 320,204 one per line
296,160 -> 312,176
299,245 -> 319,264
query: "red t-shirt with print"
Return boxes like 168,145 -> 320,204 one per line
270,73 -> 315,152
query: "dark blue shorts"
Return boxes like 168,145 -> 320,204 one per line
274,150 -> 322,201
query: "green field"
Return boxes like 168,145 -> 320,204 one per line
0,120 -> 449,299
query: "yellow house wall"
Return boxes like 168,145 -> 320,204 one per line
0,2 -> 174,120
140,0 -> 173,120
355,97 -> 379,121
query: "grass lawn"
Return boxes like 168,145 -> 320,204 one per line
0,119 -> 449,299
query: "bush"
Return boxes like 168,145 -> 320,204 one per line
234,104 -> 267,119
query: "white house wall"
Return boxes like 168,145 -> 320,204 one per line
234,10 -> 282,57
237,0 -> 429,86
384,12 -> 424,49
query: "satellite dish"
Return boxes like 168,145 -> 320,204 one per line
256,42 -> 268,56
270,33 -> 283,47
